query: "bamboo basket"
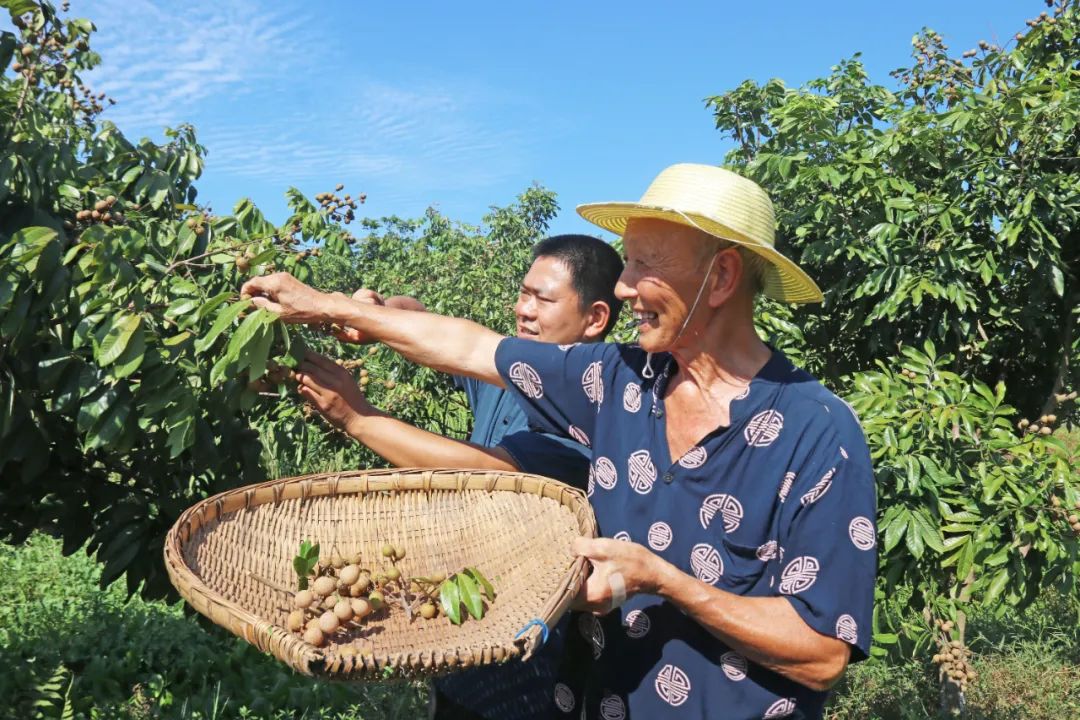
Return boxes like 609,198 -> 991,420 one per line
164,468 -> 596,679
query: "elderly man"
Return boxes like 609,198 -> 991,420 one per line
243,164 -> 877,720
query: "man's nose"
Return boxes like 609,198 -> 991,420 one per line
614,269 -> 637,302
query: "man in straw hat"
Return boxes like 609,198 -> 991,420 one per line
242,163 -> 876,720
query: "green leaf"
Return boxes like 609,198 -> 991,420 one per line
466,567 -> 495,602
1049,266 -> 1064,298
457,572 -> 484,620
195,299 -> 250,354
110,325 -> 146,379
136,169 -> 172,210
1,1 -> 38,19
226,309 -> 276,373
439,577 -> 462,625
97,314 -> 141,367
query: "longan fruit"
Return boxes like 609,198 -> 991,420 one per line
381,544 -> 395,558
348,551 -> 363,565
304,626 -> 325,647
352,574 -> 371,594
313,576 -> 337,597
287,610 -> 305,632
334,599 -> 354,622
351,598 -> 372,619
319,610 -> 341,633
368,591 -> 384,610
294,590 -> 315,609
339,564 -> 361,587
368,346 -> 378,356
394,545 -> 406,560
384,380 -> 396,390
420,603 -> 437,620
331,552 -> 345,570
235,256 -> 250,272
430,572 -> 446,584
1068,514 -> 1079,525
386,567 -> 401,582
323,594 -> 338,610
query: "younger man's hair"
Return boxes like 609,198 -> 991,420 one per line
532,234 -> 624,337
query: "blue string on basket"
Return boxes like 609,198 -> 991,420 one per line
514,618 -> 550,645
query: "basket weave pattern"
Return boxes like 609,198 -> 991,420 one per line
165,469 -> 596,678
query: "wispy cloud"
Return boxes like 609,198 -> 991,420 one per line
82,1 -> 543,212
86,0 -> 309,132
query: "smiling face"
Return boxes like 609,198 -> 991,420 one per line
514,255 -> 594,344
616,218 -> 725,353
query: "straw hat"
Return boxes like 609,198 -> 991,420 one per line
577,163 -> 823,303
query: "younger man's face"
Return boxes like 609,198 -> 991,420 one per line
514,255 -> 592,345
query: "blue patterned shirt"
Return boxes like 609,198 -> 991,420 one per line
494,339 -> 877,720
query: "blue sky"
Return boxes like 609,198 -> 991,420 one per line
67,0 -> 1036,239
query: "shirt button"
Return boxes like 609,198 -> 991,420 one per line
502,417 -> 510,424
663,472 -> 674,483
654,409 -> 664,418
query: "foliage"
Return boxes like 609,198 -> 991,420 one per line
708,0 -> 1080,420
847,341 -> 1076,655
0,0 -> 378,598
256,190 -> 558,479
0,533 -> 428,719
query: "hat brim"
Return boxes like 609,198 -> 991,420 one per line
577,202 -> 824,304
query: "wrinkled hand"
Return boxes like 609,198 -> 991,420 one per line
241,272 -> 330,325
330,288 -> 386,344
295,351 -> 375,434
571,537 -> 666,615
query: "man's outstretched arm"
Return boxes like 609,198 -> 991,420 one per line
296,352 -> 520,471
242,273 -> 505,386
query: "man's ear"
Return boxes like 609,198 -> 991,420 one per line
707,248 -> 743,309
582,301 -> 612,341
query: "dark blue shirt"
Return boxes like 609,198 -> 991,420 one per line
494,339 -> 877,720
453,375 -> 591,488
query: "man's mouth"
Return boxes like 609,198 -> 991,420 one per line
517,324 -> 540,338
632,311 -> 658,328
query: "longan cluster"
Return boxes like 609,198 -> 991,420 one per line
67,195 -> 123,230
183,213 -> 211,236
9,3 -> 112,118
898,368 -> 921,381
314,183 -> 365,226
931,621 -> 976,692
1016,391 -> 1076,436
287,544 -> 447,649
1048,496 -> 1080,537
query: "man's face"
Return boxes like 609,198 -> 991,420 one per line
616,218 -> 715,353
514,255 -> 591,344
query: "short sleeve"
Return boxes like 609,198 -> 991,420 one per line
777,446 -> 877,661
498,431 -> 592,490
494,338 -> 617,443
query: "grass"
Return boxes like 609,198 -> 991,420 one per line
2,534 -> 1077,719
0,534 -> 427,719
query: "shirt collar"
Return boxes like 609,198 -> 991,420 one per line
647,346 -> 795,423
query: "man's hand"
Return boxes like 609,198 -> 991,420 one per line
571,537 -> 668,615
241,273 -> 330,324
295,352 -> 376,434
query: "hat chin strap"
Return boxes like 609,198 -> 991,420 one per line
673,251 -> 717,345
640,251 -> 716,381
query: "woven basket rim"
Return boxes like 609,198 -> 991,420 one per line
164,468 -> 597,679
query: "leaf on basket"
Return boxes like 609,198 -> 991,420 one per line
457,572 -> 484,621
440,578 -> 462,625
465,567 -> 495,602
293,556 -> 309,589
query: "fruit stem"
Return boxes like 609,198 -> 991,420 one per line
247,571 -> 293,595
